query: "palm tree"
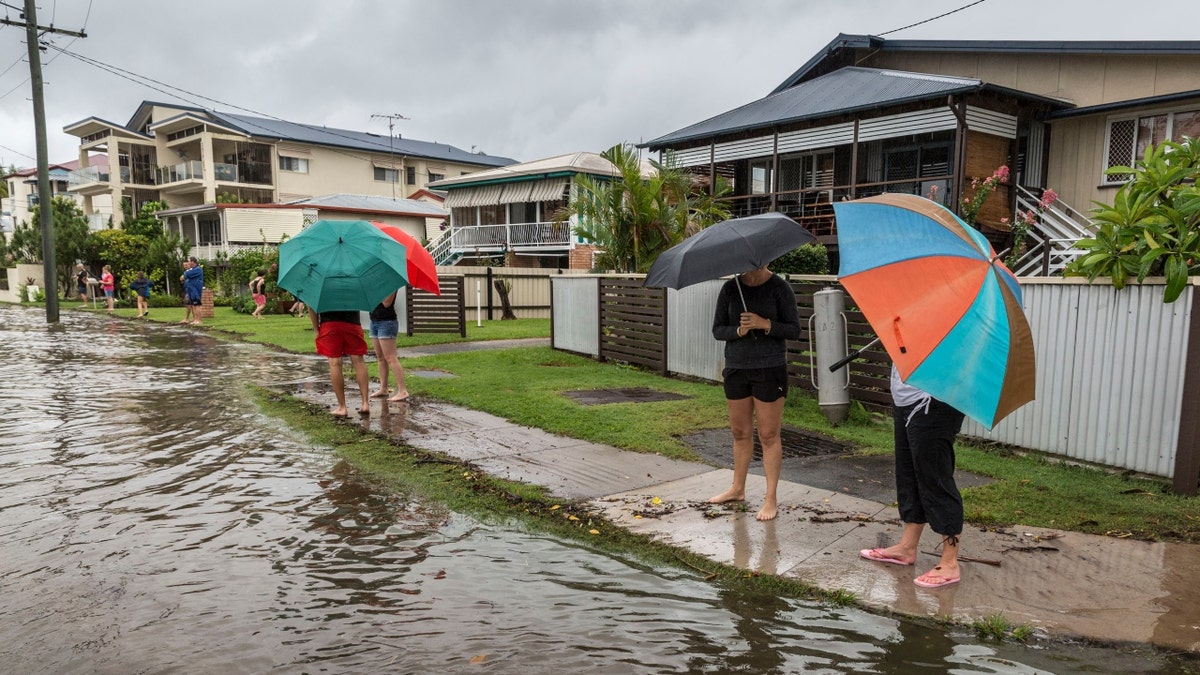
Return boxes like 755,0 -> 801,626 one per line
564,143 -> 730,273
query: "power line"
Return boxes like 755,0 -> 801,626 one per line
0,141 -> 36,161
877,0 -> 989,37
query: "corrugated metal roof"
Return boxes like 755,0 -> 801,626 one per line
1045,88 -> 1200,120
287,193 -> 447,217
212,112 -> 516,167
772,33 -> 1200,94
645,67 -> 984,149
429,151 -> 621,189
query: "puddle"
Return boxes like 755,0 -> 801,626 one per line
563,387 -> 690,405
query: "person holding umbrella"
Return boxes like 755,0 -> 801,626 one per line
310,309 -> 371,418
708,265 -> 801,521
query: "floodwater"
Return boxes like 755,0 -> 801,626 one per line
0,305 -> 1185,674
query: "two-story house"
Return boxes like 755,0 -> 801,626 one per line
642,35 -> 1200,275
62,101 -> 516,236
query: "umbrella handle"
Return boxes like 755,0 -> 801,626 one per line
829,337 -> 881,372
735,276 -> 747,311
893,317 -> 907,354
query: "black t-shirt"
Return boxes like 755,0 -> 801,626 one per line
318,311 -> 360,326
76,269 -> 87,288
251,278 -> 265,294
369,301 -> 397,323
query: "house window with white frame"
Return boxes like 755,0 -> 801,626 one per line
1104,107 -> 1200,184
278,156 -> 309,173
374,167 -> 399,183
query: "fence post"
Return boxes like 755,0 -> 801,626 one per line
1173,287 -> 1200,496
486,266 -> 494,320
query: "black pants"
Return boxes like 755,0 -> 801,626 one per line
893,399 -> 966,537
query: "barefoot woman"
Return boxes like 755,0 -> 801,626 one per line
708,266 -> 800,521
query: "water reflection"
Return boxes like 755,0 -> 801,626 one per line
0,306 -> 1187,673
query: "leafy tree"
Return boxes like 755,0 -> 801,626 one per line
120,200 -> 167,239
1066,136 -> 1200,302
563,143 -> 731,273
142,230 -> 190,295
25,196 -> 92,297
89,228 -> 152,294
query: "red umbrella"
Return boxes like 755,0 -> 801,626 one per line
370,222 -> 441,295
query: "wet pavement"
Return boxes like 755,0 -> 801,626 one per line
291,340 -> 1200,656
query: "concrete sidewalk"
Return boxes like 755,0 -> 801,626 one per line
285,342 -> 1200,653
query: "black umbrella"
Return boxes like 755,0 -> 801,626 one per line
643,212 -> 816,306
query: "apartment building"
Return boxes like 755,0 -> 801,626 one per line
62,101 -> 516,228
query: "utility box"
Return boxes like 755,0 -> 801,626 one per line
812,287 -> 850,425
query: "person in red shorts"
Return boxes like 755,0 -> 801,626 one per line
310,310 -> 371,418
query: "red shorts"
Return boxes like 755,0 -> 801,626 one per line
315,320 -> 367,358
252,293 -> 266,307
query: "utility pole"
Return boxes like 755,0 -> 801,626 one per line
6,1 -> 87,324
371,113 -> 408,200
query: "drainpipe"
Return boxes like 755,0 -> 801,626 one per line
949,95 -> 968,216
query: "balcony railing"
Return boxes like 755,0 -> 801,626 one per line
433,221 -> 573,265
723,176 -> 953,238
68,165 -> 130,187
214,162 -> 238,182
156,161 -> 204,185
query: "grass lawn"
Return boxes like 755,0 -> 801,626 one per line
72,301 -> 1200,543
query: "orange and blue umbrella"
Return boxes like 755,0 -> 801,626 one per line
833,194 -> 1035,429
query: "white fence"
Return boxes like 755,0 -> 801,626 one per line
551,275 -> 1200,485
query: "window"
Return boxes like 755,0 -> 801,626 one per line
428,172 -> 444,183
278,156 -> 308,173
198,216 -> 222,245
406,167 -> 416,185
1104,106 -> 1200,183
374,167 -> 399,183
749,160 -> 773,194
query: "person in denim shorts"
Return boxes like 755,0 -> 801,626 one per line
368,291 -> 409,402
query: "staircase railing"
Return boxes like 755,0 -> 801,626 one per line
1010,186 -> 1096,276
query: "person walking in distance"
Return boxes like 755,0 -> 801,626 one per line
99,265 -> 116,312
129,271 -> 152,318
250,269 -> 267,320
75,263 -> 90,305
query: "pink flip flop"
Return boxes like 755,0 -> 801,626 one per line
859,548 -> 915,566
913,568 -> 960,588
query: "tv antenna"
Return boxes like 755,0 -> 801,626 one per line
371,113 -> 409,198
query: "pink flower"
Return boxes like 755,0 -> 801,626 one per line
1020,210 -> 1037,226
993,166 -> 1010,183
1039,188 -> 1058,210
1000,217 -> 1010,225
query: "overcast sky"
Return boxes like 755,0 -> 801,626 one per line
0,0 -> 1197,169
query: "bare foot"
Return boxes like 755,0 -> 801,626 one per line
387,391 -> 410,402
370,389 -> 390,398
707,488 -> 745,504
756,500 -> 778,521
357,406 -> 370,416
331,407 -> 348,418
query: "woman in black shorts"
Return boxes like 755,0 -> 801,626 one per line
707,266 -> 801,521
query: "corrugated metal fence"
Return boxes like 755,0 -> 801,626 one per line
550,275 -> 1200,491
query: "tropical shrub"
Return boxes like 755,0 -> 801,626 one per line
564,143 -> 731,273
149,292 -> 183,308
1066,136 -> 1200,302
773,243 -> 830,275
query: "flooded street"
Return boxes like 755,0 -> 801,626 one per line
0,305 -> 1182,674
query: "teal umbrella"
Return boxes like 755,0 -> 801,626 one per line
277,219 -> 408,313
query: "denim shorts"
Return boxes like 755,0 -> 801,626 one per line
369,319 -> 399,339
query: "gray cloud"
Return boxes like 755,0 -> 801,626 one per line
0,0 -> 1196,169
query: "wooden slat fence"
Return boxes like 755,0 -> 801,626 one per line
598,278 -> 667,374
406,275 -> 466,337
